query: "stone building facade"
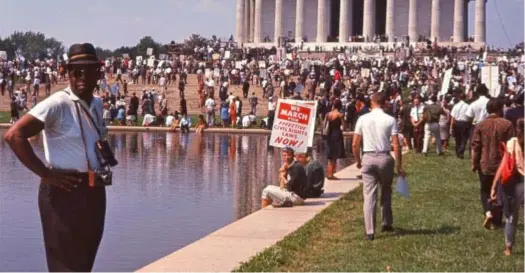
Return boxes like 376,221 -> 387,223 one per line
236,0 -> 487,46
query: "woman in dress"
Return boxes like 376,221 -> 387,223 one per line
195,114 -> 207,134
439,101 -> 451,150
324,99 -> 345,179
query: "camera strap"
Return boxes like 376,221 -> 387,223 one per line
74,101 -> 93,171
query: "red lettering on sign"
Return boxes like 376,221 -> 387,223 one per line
277,103 -> 311,125
274,136 -> 300,147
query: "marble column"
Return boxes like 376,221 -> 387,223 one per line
453,0 -> 465,42
274,0 -> 283,45
250,0 -> 255,42
474,0 -> 486,43
430,0 -> 441,43
362,0 -> 375,42
253,0 -> 262,43
235,0 -> 245,43
244,0 -> 250,42
385,0 -> 395,42
464,0 -> 469,41
408,0 -> 417,43
316,0 -> 327,43
295,0 -> 304,42
339,0 -> 349,43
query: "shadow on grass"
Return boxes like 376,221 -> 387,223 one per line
393,225 -> 460,237
302,201 -> 327,206
319,192 -> 346,198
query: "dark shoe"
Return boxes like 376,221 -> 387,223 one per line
381,225 -> 395,232
458,154 -> 464,159
281,200 -> 293,207
366,234 -> 375,241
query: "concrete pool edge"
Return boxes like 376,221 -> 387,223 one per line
0,123 -> 354,136
135,161 -> 365,272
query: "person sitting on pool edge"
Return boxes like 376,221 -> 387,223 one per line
296,148 -> 325,198
261,147 -> 308,208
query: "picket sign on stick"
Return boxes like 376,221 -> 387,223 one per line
269,99 -> 318,153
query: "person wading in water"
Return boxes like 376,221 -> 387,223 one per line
4,43 -> 113,271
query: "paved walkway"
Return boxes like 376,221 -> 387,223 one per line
136,162 -> 363,272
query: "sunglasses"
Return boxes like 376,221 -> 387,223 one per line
68,65 -> 100,78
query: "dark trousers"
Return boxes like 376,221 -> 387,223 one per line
478,172 -> 502,225
453,121 -> 470,157
413,126 -> 424,153
39,180 -> 106,272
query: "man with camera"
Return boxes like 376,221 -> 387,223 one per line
3,43 -> 117,272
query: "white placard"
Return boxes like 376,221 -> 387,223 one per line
147,58 -> 155,67
205,68 -> 212,78
62,53 -> 68,61
0,51 -> 6,60
136,56 -> 143,64
482,66 -> 500,97
224,51 -> 231,59
258,61 -> 266,68
269,99 -> 318,153
159,53 -> 166,60
213,68 -> 220,77
146,48 -> 153,56
440,68 -> 453,96
235,61 -> 242,69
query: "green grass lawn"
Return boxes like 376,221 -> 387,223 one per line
235,150 -> 524,272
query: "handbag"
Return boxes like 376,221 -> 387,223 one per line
500,140 -> 516,185
321,116 -> 330,138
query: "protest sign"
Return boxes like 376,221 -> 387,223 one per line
136,56 -> 143,65
147,57 -> 155,67
269,99 -> 317,153
258,61 -> 266,68
482,66 -> 500,97
0,51 -> 7,60
122,53 -> 130,59
205,68 -> 212,78
212,53 -> 220,61
213,68 -> 220,77
361,68 -> 370,78
146,48 -> 153,56
440,68 -> 453,96
235,61 -> 242,69
224,51 -> 231,59
62,53 -> 68,61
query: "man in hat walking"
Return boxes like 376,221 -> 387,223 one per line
4,43 -> 109,271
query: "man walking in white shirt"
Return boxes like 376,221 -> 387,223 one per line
450,93 -> 471,158
352,92 -> 404,241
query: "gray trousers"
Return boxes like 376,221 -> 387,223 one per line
362,153 -> 394,235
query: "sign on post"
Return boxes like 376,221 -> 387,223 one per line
440,68 -> 453,96
146,48 -> 153,56
269,99 -> 317,153
482,66 -> 500,97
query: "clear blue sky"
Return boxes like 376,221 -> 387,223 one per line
1,0 -> 523,49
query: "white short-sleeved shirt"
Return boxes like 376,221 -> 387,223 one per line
410,104 -> 425,122
355,108 -> 398,153
465,95 -> 489,124
450,100 -> 470,122
28,88 -> 105,172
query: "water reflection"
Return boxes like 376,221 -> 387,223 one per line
0,130 -> 353,271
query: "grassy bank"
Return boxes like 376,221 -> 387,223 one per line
235,151 -> 524,272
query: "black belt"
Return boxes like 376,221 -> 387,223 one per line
363,151 -> 390,155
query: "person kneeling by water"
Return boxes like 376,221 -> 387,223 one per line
296,149 -> 325,198
261,147 -> 308,208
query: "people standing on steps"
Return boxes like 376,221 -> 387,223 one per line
352,92 -> 404,241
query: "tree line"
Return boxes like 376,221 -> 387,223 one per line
0,31 -> 214,61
